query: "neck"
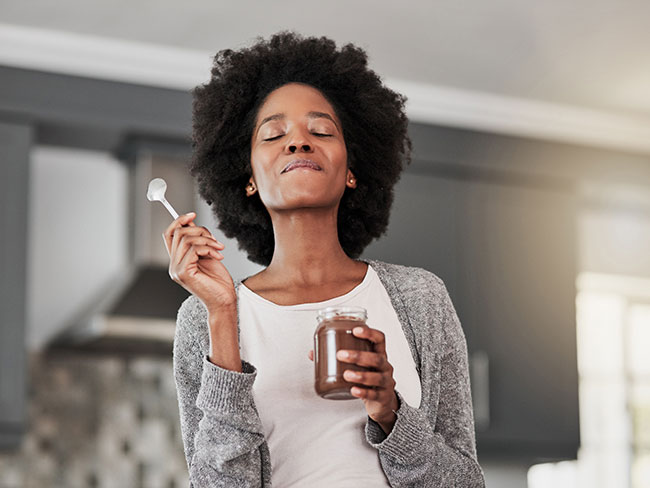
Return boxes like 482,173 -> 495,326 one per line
264,207 -> 359,286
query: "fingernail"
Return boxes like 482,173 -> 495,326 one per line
338,350 -> 349,359
185,212 -> 195,217
353,327 -> 364,335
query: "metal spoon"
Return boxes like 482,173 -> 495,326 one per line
146,178 -> 180,219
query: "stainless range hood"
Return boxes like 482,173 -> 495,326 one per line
51,138 -> 196,355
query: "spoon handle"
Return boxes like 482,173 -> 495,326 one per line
161,198 -> 180,219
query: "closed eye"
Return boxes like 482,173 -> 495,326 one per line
264,133 -> 331,141
263,134 -> 283,141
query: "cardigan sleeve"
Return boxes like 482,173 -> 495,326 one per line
364,274 -> 485,487
172,296 -> 272,487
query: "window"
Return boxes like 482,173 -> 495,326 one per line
529,273 -> 650,488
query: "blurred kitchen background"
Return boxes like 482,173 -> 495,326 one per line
1,1 -> 649,487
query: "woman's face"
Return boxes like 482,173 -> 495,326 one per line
249,82 -> 355,213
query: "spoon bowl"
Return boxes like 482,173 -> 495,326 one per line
147,177 -> 168,202
147,177 -> 180,219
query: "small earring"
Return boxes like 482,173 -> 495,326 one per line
348,177 -> 356,184
246,182 -> 256,195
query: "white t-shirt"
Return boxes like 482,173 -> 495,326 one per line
237,264 -> 422,487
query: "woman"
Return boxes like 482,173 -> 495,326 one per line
165,31 -> 485,487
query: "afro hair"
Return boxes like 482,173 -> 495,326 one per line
189,31 -> 411,266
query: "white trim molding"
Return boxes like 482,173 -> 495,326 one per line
2,23 -> 650,155
388,80 -> 650,155
0,23 -> 212,90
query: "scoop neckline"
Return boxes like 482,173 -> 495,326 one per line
238,263 -> 376,311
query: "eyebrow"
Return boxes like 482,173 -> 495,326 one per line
256,111 -> 340,135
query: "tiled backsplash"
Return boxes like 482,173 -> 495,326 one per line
0,351 -> 189,488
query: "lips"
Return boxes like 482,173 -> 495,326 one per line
281,159 -> 323,174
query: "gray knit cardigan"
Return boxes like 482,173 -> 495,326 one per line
173,259 -> 486,487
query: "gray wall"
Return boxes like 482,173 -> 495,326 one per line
26,145 -> 262,350
27,147 -> 127,349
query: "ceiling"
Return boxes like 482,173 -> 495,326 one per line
2,0 -> 649,117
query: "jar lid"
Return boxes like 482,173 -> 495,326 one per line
317,306 -> 367,322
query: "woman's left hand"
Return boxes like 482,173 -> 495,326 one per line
309,325 -> 400,435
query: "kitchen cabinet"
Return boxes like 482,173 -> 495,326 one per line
456,178 -> 579,459
0,122 -> 30,449
365,168 -> 580,462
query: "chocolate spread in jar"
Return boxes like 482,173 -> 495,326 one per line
314,306 -> 373,400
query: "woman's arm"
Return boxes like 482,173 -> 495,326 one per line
173,296 -> 271,487
365,273 -> 485,487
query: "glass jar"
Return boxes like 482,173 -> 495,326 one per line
314,306 -> 373,400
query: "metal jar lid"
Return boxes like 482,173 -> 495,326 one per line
316,306 -> 367,323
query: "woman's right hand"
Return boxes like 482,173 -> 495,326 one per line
163,212 -> 236,312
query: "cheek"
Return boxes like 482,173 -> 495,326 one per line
326,140 -> 348,166
249,155 -> 280,204
249,148 -> 272,182
340,145 -> 349,165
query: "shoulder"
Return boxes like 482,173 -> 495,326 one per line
367,259 -> 458,338
367,259 -> 447,297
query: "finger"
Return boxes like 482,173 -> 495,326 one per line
352,326 -> 387,356
178,235 -> 225,257
350,386 -> 382,401
170,235 -> 223,274
173,244 -> 223,282
307,350 -> 314,362
165,213 -> 220,255
195,244 -> 224,261
336,350 -> 391,371
171,226 -> 223,261
343,370 -> 395,389
171,224 -> 219,250
163,212 -> 197,255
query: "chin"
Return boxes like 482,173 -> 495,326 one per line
269,191 -> 342,211
262,179 -> 346,210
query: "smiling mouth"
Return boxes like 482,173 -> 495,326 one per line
281,159 -> 323,174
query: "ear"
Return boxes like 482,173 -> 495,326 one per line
345,170 -> 357,189
246,176 -> 257,197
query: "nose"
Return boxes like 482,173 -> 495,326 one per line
285,131 -> 313,154
288,142 -> 312,153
